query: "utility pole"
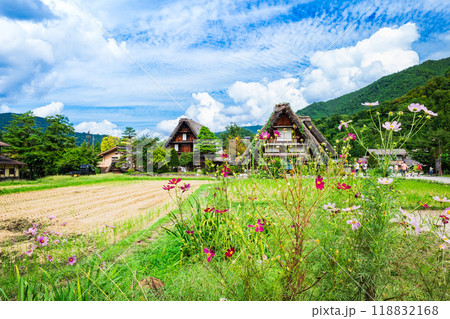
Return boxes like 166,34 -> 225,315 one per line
438,138 -> 442,176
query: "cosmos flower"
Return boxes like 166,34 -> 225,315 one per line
204,247 -> 215,262
347,133 -> 356,140
408,219 -> 422,235
422,106 -> 438,116
168,178 -> 182,185
26,226 -> 37,236
221,165 -> 231,178
248,219 -> 266,232
378,177 -> 393,185
163,185 -> 175,191
186,230 -> 194,235
342,205 -> 361,212
46,255 -> 53,262
225,247 -> 236,257
100,262 -> 106,270
439,215 -> 449,224
215,209 -> 229,213
68,255 -> 77,266
408,103 -> 424,112
445,207 -> 450,215
439,234 -> 450,244
25,246 -> 35,256
382,121 -> 402,132
259,132 -> 270,140
204,207 -> 215,213
338,120 -> 352,131
273,130 -> 281,138
180,183 -> 191,193
220,153 -> 229,158
105,224 -> 115,229
346,219 -> 361,231
323,203 -> 336,210
48,215 -> 56,220
316,175 -> 324,190
361,101 -> 379,107
439,244 -> 447,250
37,236 -> 48,247
432,196 -> 449,202
399,207 -> 415,220
337,183 -> 351,190
60,222 -> 67,226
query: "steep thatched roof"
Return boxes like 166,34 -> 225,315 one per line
0,155 -> 26,166
242,103 -> 335,161
163,118 -> 203,148
367,149 -> 407,156
0,141 -> 11,147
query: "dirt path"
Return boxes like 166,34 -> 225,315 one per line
0,180 -> 209,243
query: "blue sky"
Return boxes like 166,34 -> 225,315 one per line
0,0 -> 449,137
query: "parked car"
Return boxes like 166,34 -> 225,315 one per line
70,164 -> 96,177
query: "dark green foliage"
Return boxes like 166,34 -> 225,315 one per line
168,148 -> 180,170
57,142 -> 100,174
216,122 -> 255,147
297,57 -> 450,119
179,152 -> 193,167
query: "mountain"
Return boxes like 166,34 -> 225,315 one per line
0,113 -> 107,146
296,57 -> 450,119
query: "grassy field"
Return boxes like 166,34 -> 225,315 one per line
0,174 -> 448,301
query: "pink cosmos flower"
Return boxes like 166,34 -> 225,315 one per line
346,219 -> 361,231
409,219 -> 422,234
432,196 -> 449,202
68,255 -> 77,266
377,177 -> 393,185
343,137 -> 348,142
60,222 -> 67,226
273,130 -> 281,138
316,175 -> 324,190
100,262 -> 106,270
25,246 -> 35,256
439,244 -> 447,250
347,133 -> 356,140
220,153 -> 229,158
248,219 -> 265,232
54,240 -> 60,244
439,215 -> 449,224
342,205 -> 361,212
382,121 -> 402,132
163,185 -> 175,191
423,106 -> 438,116
180,183 -> 191,193
408,103 -> 424,113
439,234 -> 450,243
204,247 -> 215,262
323,203 -> 336,210
337,183 -> 351,190
48,215 -> 56,220
445,207 -> 450,215
26,226 -> 37,236
105,224 -> 115,229
37,236 -> 48,247
46,255 -> 53,262
168,178 -> 182,185
96,253 -> 102,259
204,207 -> 215,213
259,132 -> 270,140
338,120 -> 352,130
400,207 -> 415,220
186,230 -> 194,235
361,101 -> 379,107
221,165 -> 231,177
215,209 -> 229,213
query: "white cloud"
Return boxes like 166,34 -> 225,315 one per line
1,104 -> 11,113
31,101 -> 64,117
302,23 -> 420,101
74,120 -> 122,137
157,116 -> 188,134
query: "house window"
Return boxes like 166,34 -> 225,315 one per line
174,144 -> 179,151
9,168 -> 15,175
112,157 -> 118,160
278,128 -> 292,141
182,134 -> 187,141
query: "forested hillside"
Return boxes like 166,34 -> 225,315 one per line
314,71 -> 450,172
297,57 -> 450,119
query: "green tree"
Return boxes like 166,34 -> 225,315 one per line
168,148 -> 180,171
196,126 -> 218,154
3,112 -> 45,178
57,142 -> 99,174
101,136 -> 120,152
122,127 -> 136,140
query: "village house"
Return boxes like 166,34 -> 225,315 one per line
163,118 -> 203,154
242,103 -> 335,165
97,146 -> 126,173
0,140 -> 26,179
366,149 -> 407,164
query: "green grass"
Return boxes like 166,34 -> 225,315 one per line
0,174 -> 213,195
396,179 -> 449,209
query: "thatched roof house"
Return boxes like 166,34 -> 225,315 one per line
0,140 -> 26,179
163,118 -> 203,154
242,103 -> 335,164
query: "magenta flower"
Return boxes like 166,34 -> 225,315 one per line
225,247 -> 236,258
37,236 -> 48,247
180,183 -> 191,193
439,215 -> 449,224
215,209 -> 229,213
220,153 -> 229,158
248,219 -> 265,232
273,130 -> 281,138
204,207 -> 215,213
204,247 -> 215,262
221,165 -> 231,177
408,103 -> 423,113
315,175 -> 324,190
186,230 -> 194,235
163,185 -> 175,191
46,255 -> 53,262
68,255 -> 77,266
346,219 -> 361,231
259,131 -> 270,140
382,121 -> 402,132
168,178 -> 182,185
337,183 -> 351,190
347,133 -> 356,140
361,101 -> 379,107
338,120 -> 352,131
